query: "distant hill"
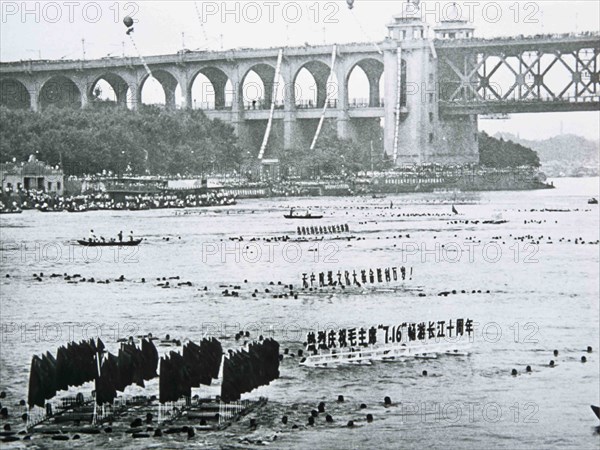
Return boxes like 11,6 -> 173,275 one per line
492,133 -> 599,177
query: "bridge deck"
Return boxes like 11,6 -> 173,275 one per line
441,96 -> 600,115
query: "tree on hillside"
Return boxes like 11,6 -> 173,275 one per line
479,131 -> 540,168
0,105 -> 242,176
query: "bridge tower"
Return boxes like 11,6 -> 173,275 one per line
384,11 -> 479,165
383,15 -> 428,164
430,13 -> 479,164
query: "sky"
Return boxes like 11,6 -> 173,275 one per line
1,0 -> 599,141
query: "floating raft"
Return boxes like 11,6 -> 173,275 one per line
24,394 -> 267,439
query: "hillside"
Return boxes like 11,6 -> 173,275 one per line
493,132 -> 599,177
479,132 -> 540,168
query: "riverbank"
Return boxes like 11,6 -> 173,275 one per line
0,166 -> 553,213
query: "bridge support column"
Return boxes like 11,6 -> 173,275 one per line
383,48 -> 397,161
335,62 -> 350,141
29,85 -> 40,112
75,80 -> 89,109
368,76 -> 380,107
336,116 -> 350,140
115,82 -> 129,107
434,114 -> 480,164
284,113 -> 299,150
280,61 -> 296,152
130,82 -> 142,110
164,85 -> 177,109
213,79 -> 227,109
178,72 -> 191,109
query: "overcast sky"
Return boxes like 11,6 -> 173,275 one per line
1,1 -> 599,141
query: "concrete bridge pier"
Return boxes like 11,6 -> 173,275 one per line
382,47 -> 399,162
29,89 -> 39,112
283,112 -> 299,150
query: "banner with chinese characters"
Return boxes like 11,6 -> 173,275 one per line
305,319 -> 474,352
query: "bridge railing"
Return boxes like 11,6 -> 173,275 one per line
193,101 -> 233,111
244,99 -> 284,110
349,98 -> 385,108
295,99 -> 338,109
435,30 -> 600,47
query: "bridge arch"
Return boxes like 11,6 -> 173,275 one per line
347,58 -> 385,107
39,75 -> 81,110
293,60 -> 338,109
0,78 -> 31,109
139,69 -> 183,109
239,63 -> 284,110
189,67 -> 233,110
88,73 -> 131,107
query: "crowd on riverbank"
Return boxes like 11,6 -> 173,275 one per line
0,189 -> 237,213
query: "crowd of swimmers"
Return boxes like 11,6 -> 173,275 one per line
21,272 -> 193,288
510,346 -> 593,377
462,233 -> 600,246
276,396 -> 399,431
297,224 -> 349,236
446,219 -> 509,225
302,266 -> 412,289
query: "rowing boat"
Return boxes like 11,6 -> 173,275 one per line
283,214 -> 323,219
77,239 -> 142,247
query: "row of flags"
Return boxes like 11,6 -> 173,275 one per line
28,337 -> 280,409
221,339 -> 280,403
28,339 -> 105,408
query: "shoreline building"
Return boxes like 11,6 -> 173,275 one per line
1,155 -> 64,195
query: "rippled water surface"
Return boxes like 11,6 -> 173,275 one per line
1,177 -> 599,449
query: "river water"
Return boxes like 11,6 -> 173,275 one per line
1,177 -> 599,449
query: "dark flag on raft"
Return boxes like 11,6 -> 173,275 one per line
221,338 -> 280,403
28,339 -> 105,408
182,338 -> 223,387
27,353 -> 57,408
159,352 -> 193,404
159,338 -> 223,403
96,338 -> 159,405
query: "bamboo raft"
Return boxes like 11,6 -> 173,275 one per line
18,394 -> 267,440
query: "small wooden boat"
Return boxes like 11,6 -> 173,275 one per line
588,198 -> 598,205
284,214 -> 323,219
77,239 -> 142,247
